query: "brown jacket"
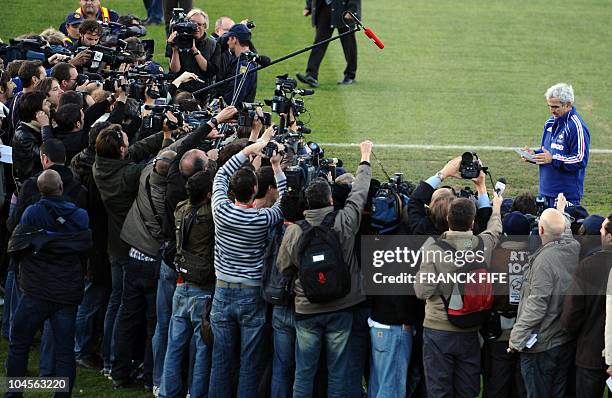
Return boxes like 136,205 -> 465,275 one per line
276,163 -> 371,315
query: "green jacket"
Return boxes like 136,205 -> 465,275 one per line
93,132 -> 172,261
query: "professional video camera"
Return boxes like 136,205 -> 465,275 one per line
77,43 -> 138,71
101,65 -> 174,101
265,74 -> 313,117
100,21 -> 147,45
142,103 -> 183,132
459,151 -> 488,179
169,8 -> 198,51
237,102 -> 272,128
183,110 -> 212,129
0,37 -> 72,63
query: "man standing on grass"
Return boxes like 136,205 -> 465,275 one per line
522,83 -> 590,208
296,0 -> 361,87
5,169 -> 92,398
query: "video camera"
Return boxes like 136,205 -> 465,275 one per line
237,102 -> 272,128
78,43 -> 138,71
100,21 -> 147,45
0,37 -> 72,63
101,66 -> 174,102
169,8 -> 198,51
265,74 -> 313,117
459,151 -> 488,179
143,103 -> 183,132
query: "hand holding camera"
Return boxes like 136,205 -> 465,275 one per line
70,50 -> 92,67
167,31 -> 178,46
440,156 -> 462,180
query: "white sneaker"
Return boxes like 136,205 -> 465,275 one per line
152,386 -> 159,397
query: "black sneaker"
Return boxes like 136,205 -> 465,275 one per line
337,77 -> 355,85
296,73 -> 319,88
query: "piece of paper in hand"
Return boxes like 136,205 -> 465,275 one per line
606,377 -> 612,391
525,333 -> 538,349
0,145 -> 12,164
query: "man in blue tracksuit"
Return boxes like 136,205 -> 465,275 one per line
529,83 -> 590,208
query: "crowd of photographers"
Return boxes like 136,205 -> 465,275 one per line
1,2 -> 612,398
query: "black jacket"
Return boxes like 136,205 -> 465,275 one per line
8,200 -> 92,305
561,249 -> 612,369
72,146 -> 111,283
54,129 -> 89,166
306,0 -> 361,28
12,122 -> 52,185
404,180 -> 492,236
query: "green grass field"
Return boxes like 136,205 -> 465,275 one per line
0,0 -> 611,395
1,0 -> 610,213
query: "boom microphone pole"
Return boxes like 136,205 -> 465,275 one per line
193,18 -> 374,97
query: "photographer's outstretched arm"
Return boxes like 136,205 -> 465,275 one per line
338,141 -> 373,237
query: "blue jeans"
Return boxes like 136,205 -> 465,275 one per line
75,277 -> 110,361
520,343 -> 573,398
5,295 -> 77,398
368,324 -> 413,398
2,269 -> 20,339
143,0 -> 163,22
39,321 -> 55,376
152,262 -> 177,388
293,310 -> 353,398
102,260 -> 125,369
208,285 -> 267,398
271,305 -> 296,398
159,282 -> 211,398
347,305 -> 371,398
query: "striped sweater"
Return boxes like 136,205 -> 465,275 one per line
212,152 -> 286,285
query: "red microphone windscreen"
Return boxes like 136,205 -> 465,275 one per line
364,27 -> 385,49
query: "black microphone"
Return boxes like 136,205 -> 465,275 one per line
495,177 -> 507,195
255,55 -> 271,67
294,88 -> 315,96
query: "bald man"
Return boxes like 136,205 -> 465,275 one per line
37,169 -> 63,196
509,194 -> 581,397
6,168 -> 90,395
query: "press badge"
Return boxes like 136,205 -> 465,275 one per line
312,254 -> 325,263
239,65 -> 248,74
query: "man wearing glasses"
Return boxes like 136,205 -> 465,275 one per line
166,8 -> 220,97
521,83 -> 590,208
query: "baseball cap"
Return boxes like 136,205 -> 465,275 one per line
503,211 -> 531,235
66,12 -> 84,26
224,23 -> 251,42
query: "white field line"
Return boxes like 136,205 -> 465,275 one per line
319,143 -> 612,154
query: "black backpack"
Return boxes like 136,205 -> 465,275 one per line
261,223 -> 293,306
296,211 -> 350,303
